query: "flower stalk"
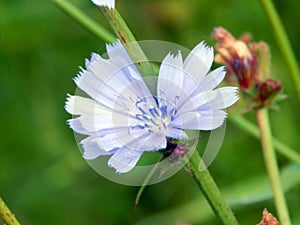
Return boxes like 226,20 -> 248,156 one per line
256,108 -> 291,225
229,115 -> 300,166
100,7 -> 155,78
259,0 -> 300,103
0,197 -> 21,225
186,151 -> 239,225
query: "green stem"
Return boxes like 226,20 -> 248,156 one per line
186,151 -> 239,225
259,0 -> 300,103
51,0 -> 115,43
100,7 -> 155,78
0,197 -> 21,225
256,109 -> 291,225
229,115 -> 300,165
135,155 -> 164,207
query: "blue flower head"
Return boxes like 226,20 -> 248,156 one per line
65,40 -> 239,173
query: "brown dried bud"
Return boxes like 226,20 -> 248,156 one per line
257,209 -> 280,225
212,27 -> 282,109
212,27 -> 255,90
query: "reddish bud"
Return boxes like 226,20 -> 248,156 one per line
256,79 -> 281,108
212,27 -> 282,109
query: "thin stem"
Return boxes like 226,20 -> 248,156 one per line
0,197 -> 21,225
135,155 -> 164,207
100,7 -> 155,78
229,115 -> 300,165
256,109 -> 291,225
186,151 -> 239,225
259,0 -> 300,103
51,0 -> 115,43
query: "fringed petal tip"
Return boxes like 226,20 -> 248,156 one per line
106,39 -> 122,50
91,0 -> 115,9
166,50 -> 183,60
85,53 -> 101,69
194,41 -> 214,58
64,94 -> 73,115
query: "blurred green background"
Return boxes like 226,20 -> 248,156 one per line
1,0 -> 300,224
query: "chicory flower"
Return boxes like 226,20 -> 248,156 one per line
65,40 -> 239,173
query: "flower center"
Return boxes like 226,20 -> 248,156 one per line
133,97 -> 173,134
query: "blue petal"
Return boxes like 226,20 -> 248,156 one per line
158,52 -> 184,99
165,128 -> 188,140
157,52 -> 187,115
175,90 -> 218,116
93,128 -> 165,153
65,95 -> 109,116
197,87 -> 239,111
67,118 -> 92,135
183,42 -> 214,83
68,114 -> 127,134
136,133 -> 167,151
199,67 -> 226,91
81,136 -> 117,160
171,110 -> 227,130
108,148 -> 143,173
85,53 -> 101,69
106,40 -> 141,80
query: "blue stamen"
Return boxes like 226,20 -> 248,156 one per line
137,106 -> 147,115
149,107 -> 159,117
142,114 -> 151,121
130,124 -> 145,130
160,105 -> 167,118
136,114 -> 144,121
174,95 -> 180,104
170,108 -> 177,121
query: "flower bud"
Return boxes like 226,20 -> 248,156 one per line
212,27 -> 281,109
257,209 -> 280,225
256,79 -> 281,108
212,27 -> 254,90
